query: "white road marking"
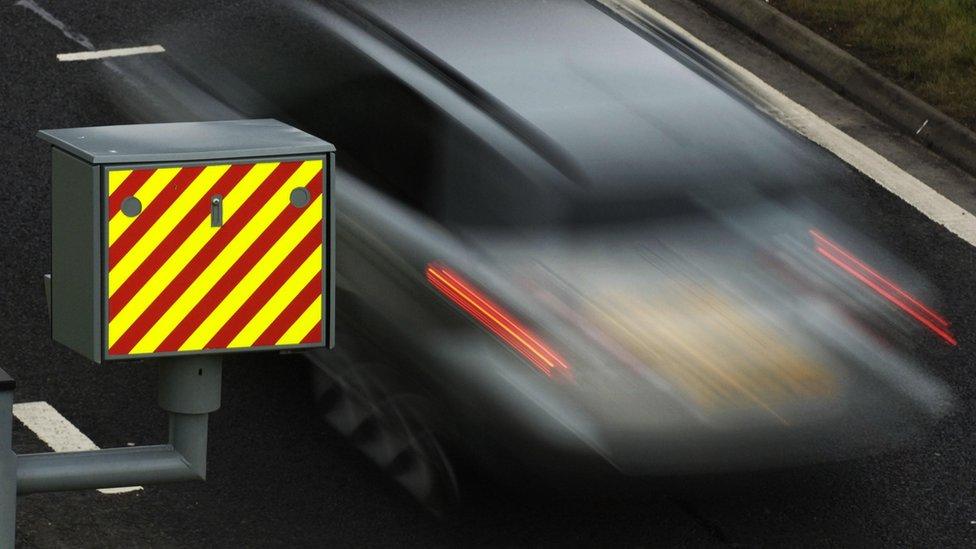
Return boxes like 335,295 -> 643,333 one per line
57,45 -> 165,62
13,402 -> 143,494
604,0 -> 976,248
16,0 -> 164,63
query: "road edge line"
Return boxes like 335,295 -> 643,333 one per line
688,0 -> 976,179
602,0 -> 976,248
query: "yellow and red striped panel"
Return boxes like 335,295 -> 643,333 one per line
105,159 -> 325,357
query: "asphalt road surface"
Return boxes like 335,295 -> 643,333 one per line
2,0 -> 975,547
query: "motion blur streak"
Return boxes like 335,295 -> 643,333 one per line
811,231 -> 957,345
810,230 -> 951,328
95,0 -> 957,478
426,263 -> 573,379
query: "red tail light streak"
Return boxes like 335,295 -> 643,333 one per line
810,230 -> 956,346
426,263 -> 573,378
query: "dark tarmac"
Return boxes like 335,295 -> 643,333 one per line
1,0 -> 975,546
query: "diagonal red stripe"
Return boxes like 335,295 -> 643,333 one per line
108,161 -> 303,355
108,169 -> 155,221
204,179 -> 324,349
301,320 -> 323,344
109,166 -> 206,269
252,272 -> 322,348
108,163 -> 255,317
155,212 -> 323,353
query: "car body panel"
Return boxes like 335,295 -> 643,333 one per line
101,0 -> 954,478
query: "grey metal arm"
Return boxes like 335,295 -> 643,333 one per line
17,412 -> 209,494
1,355 -> 221,544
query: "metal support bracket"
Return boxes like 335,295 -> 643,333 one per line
0,355 -> 221,546
0,371 -> 16,547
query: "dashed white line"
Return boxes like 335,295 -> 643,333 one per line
57,45 -> 165,62
13,402 -> 142,494
605,0 -> 976,249
16,0 -> 164,63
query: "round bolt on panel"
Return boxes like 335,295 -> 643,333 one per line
121,196 -> 142,217
290,187 -> 311,208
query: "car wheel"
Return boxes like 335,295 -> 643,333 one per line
306,348 -> 461,516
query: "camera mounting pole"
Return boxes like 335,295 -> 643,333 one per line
1,369 -> 15,545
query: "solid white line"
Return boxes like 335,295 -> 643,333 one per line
13,402 -> 143,494
57,45 -> 165,62
604,0 -> 976,248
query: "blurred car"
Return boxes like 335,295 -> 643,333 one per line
108,0 -> 954,512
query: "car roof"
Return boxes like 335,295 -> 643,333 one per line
350,0 -> 846,195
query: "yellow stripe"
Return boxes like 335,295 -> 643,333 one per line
228,248 -> 322,348
108,169 -> 135,240
128,161 -> 322,354
107,164 -> 230,296
108,169 -> 132,196
276,296 -> 322,345
107,162 -> 278,346
178,195 -> 323,351
107,167 -> 181,246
